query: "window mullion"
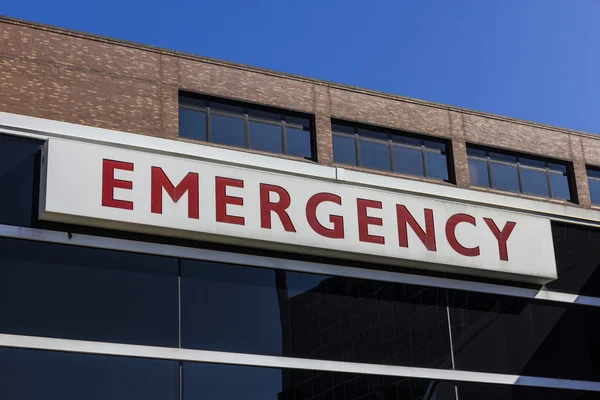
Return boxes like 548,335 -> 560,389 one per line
546,166 -> 553,198
388,140 -> 394,171
516,161 -> 524,193
355,133 -> 360,166
281,121 -> 287,155
421,144 -> 428,178
487,157 -> 494,188
206,107 -> 211,142
244,112 -> 249,149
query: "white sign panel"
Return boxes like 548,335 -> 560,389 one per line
39,138 -> 557,283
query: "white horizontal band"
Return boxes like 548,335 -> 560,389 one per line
0,334 -> 598,392
0,224 -> 598,307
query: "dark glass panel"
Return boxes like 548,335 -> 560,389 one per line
183,362 -> 457,400
547,222 -> 600,297
518,157 -> 546,168
391,135 -> 422,147
488,152 -> 517,163
589,178 -> 600,205
426,152 -> 449,180
0,347 -> 179,400
209,101 -> 245,114
358,139 -> 391,171
285,115 -> 311,130
490,163 -> 520,192
331,123 -> 355,135
468,159 -> 490,187
423,140 -> 447,152
357,128 -> 389,141
0,238 -> 179,347
549,162 -> 568,173
448,289 -> 600,381
178,108 -> 207,141
392,146 -> 424,176
332,134 -> 357,165
178,95 -> 207,108
210,114 -> 245,147
286,127 -> 312,159
458,382 -> 597,400
248,121 -> 283,153
550,172 -> 571,200
0,134 -> 43,227
587,168 -> 600,179
248,109 -> 281,122
520,167 -> 549,197
181,260 -> 452,368
467,147 -> 487,158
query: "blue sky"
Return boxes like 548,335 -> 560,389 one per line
3,1 -> 600,133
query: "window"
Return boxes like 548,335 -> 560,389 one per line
332,121 -> 451,181
587,167 -> 600,205
467,146 -> 572,201
0,347 -> 179,400
0,134 -> 44,227
0,237 -> 179,347
178,93 -> 314,160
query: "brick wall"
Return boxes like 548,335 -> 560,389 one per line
1,16 -> 598,208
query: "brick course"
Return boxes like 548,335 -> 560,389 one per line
1,16 -> 598,208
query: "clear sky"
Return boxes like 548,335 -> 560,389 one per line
3,1 -> 600,134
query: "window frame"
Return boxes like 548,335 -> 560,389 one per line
178,92 -> 315,161
587,166 -> 600,206
331,121 -> 452,182
466,145 -> 574,201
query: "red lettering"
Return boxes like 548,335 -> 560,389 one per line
484,218 -> 516,261
215,177 -> 245,225
446,213 -> 480,257
357,199 -> 384,245
150,167 -> 199,219
305,193 -> 344,239
396,205 -> 436,251
259,184 -> 296,232
101,159 -> 134,210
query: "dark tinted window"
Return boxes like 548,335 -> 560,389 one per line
181,260 -> 452,369
0,347 -> 179,400
0,134 -> 44,227
332,121 -> 451,181
467,146 -> 572,201
178,108 -> 207,141
587,167 -> 600,205
179,93 -> 314,160
0,238 -> 179,347
548,222 -> 600,297
183,362 -> 457,400
448,289 -> 600,381
457,382 -> 597,400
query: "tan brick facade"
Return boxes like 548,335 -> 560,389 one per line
1,16 -> 599,209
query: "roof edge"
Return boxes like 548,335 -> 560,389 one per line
1,14 -> 599,141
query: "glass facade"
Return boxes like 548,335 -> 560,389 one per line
178,93 -> 314,160
587,167 -> 600,205
332,121 -> 450,181
0,132 -> 599,399
467,146 -> 573,201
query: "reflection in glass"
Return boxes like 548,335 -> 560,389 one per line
333,135 -> 357,165
210,114 -> 245,147
0,347 -> 179,400
286,127 -> 312,159
490,163 -> 520,192
393,146 -> 423,176
468,159 -> 489,188
358,140 -> 390,171
548,222 -> 600,297
426,152 -> 449,180
520,168 -> 548,197
550,173 -> 571,200
178,108 -> 207,141
448,289 -> 600,381
457,381 -> 597,400
0,134 -> 43,227
183,362 -> 457,400
589,179 -> 600,205
181,260 -> 452,368
0,237 -> 179,347
248,121 -> 282,153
